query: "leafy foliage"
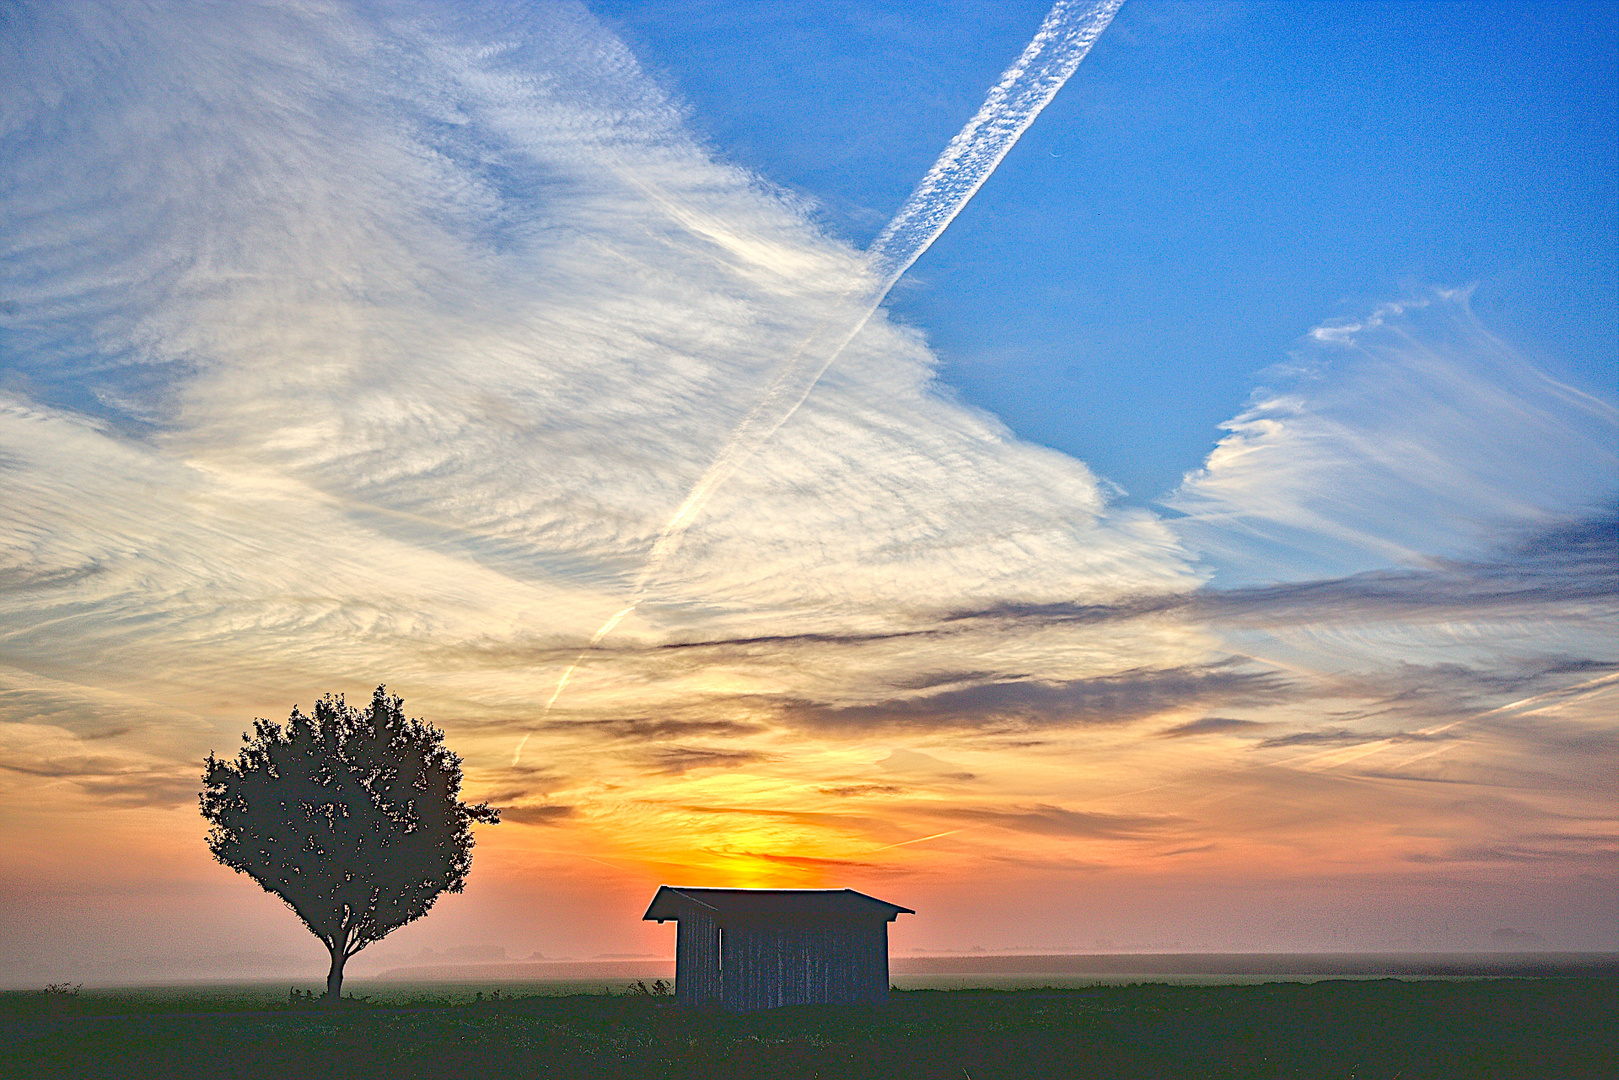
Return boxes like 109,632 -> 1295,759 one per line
200,687 -> 498,993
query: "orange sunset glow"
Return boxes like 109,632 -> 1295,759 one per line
2,0 -> 1615,990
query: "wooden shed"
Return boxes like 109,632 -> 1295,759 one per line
642,886 -> 914,1011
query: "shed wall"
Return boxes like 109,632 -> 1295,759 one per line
719,920 -> 887,1011
674,908 -> 720,1007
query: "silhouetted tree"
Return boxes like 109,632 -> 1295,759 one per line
201,686 -> 499,999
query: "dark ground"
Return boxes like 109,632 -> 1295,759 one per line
3,978 -> 1614,1079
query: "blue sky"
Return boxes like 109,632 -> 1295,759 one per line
0,0 -> 1614,981
596,0 -> 1618,500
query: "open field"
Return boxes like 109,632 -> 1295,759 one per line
3,978 -> 1614,1079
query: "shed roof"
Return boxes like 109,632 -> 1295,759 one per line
642,886 -> 914,924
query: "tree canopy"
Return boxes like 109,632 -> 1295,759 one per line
201,686 -> 498,998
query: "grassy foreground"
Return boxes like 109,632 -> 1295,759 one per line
3,978 -> 1614,1079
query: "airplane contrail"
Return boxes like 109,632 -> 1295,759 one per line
867,829 -> 967,853
865,0 -> 1126,292
516,0 -> 1125,763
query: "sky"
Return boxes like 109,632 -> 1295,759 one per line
0,0 -> 1614,986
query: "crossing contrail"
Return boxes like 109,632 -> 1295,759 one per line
515,0 -> 1124,763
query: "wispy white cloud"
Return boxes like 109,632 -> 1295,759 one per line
0,0 -> 1197,758
1168,292 -> 1617,584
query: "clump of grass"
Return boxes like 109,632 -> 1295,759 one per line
626,979 -> 671,997
285,986 -> 375,1008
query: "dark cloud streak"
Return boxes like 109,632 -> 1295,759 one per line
945,509 -> 1618,632
0,754 -> 197,809
783,664 -> 1287,734
942,803 -> 1175,840
636,746 -> 772,775
499,805 -> 577,826
1256,728 -> 1463,750
1158,716 -> 1266,738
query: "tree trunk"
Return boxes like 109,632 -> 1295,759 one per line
325,944 -> 347,1002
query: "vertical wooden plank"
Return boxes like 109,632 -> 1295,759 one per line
808,924 -> 821,1005
675,915 -> 692,1006
721,921 -> 754,1011
786,924 -> 800,1008
850,922 -> 863,1004
838,922 -> 855,1005
801,924 -> 815,1005
821,923 -> 839,1005
778,924 -> 789,1009
849,921 -> 865,1004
